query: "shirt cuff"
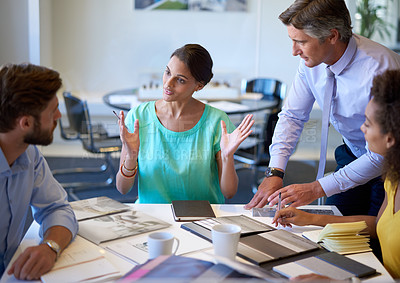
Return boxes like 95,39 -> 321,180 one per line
40,212 -> 79,240
268,156 -> 289,172
317,174 -> 341,197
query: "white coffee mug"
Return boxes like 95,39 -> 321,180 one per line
211,224 -> 241,261
147,232 -> 180,259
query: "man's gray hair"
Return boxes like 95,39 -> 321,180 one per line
279,0 -> 353,43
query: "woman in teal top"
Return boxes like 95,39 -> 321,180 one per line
115,44 -> 254,203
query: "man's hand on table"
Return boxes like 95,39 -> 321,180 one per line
7,244 -> 57,280
245,178 -> 326,210
244,176 -> 283,209
268,181 -> 326,208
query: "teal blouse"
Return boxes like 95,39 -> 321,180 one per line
124,101 -> 235,204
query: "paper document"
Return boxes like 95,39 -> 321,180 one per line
40,237 -> 120,283
71,196 -> 130,221
78,210 -> 170,244
41,257 -> 119,283
106,227 -> 212,264
302,229 -> 324,243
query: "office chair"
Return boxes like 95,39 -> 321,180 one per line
53,92 -> 122,200
234,78 -> 287,193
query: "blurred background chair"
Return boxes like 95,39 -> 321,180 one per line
53,92 -> 122,200
234,78 -> 287,193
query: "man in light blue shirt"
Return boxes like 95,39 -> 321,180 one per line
245,0 -> 400,217
0,64 -> 78,280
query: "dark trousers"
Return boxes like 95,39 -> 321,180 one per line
325,144 -> 384,261
325,144 -> 384,216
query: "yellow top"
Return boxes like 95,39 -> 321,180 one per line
377,178 -> 400,278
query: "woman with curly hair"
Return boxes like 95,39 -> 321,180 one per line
273,69 -> 400,279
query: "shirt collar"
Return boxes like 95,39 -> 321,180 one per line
0,146 -> 30,176
329,35 -> 357,76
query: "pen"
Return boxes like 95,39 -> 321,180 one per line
278,192 -> 282,212
113,110 -> 120,120
113,110 -> 128,129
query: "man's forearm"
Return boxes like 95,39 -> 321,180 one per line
42,225 -> 73,255
319,153 -> 383,197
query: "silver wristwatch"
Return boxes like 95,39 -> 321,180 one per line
42,239 -> 61,258
265,167 -> 284,179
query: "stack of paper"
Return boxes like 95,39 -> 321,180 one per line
302,221 -> 371,254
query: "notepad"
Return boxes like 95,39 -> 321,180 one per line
171,200 -> 216,222
302,221 -> 371,255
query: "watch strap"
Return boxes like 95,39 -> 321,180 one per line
265,167 -> 284,179
42,239 -> 61,258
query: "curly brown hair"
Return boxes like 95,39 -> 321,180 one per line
370,69 -> 400,182
0,63 -> 62,133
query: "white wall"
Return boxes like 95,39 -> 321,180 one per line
2,0 -> 397,101
0,0 -> 30,64
1,0 -> 382,101
42,0 -> 299,100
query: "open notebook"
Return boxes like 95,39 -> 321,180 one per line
302,221 -> 371,255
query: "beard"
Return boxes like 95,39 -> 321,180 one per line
24,119 -> 57,146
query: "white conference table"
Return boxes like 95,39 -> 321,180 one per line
1,204 -> 394,282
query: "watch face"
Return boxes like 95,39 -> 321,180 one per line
44,240 -> 61,257
265,167 -> 284,178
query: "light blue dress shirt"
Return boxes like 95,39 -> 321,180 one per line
269,35 -> 400,197
0,145 -> 78,276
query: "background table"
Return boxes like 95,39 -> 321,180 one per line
103,88 -> 279,115
1,204 -> 393,282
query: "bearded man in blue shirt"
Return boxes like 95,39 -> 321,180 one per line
0,63 -> 78,280
245,0 -> 400,218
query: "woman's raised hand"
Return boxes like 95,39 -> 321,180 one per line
118,111 -> 140,158
220,114 -> 254,158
